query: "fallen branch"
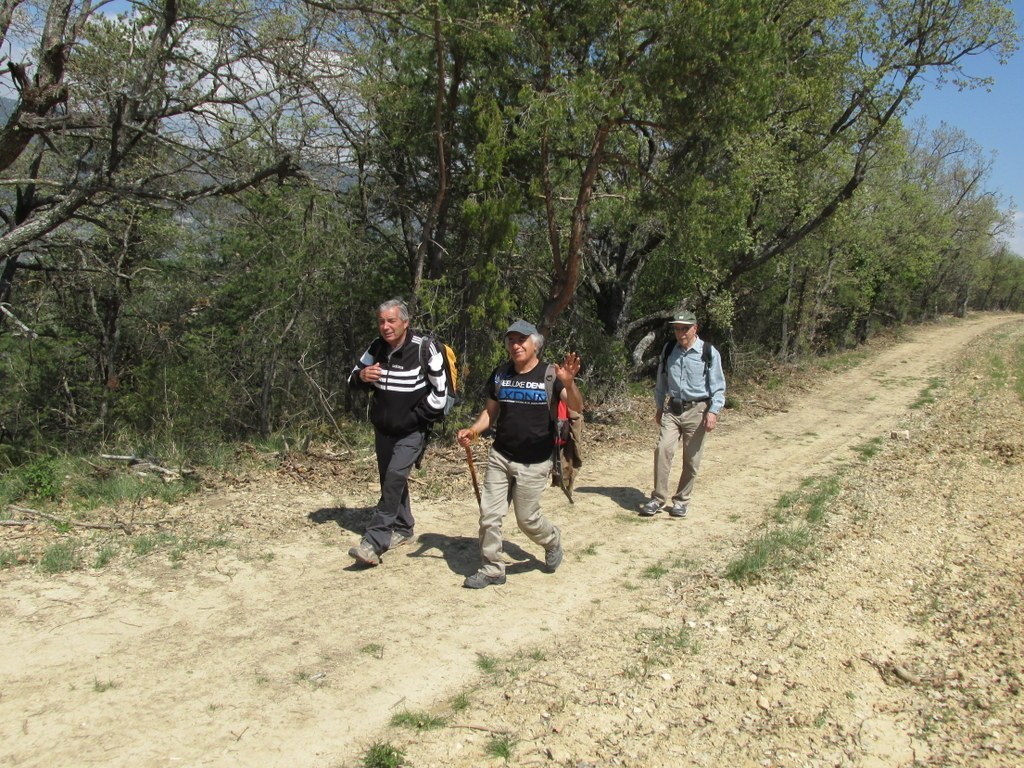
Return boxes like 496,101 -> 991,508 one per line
6,505 -> 135,534
99,454 -> 190,480
448,724 -> 511,735
8,505 -> 63,524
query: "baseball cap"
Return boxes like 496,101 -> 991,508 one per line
505,319 -> 538,336
668,310 -> 697,326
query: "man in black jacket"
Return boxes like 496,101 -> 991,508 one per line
347,299 -> 449,566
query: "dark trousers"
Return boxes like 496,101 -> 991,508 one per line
365,429 -> 425,554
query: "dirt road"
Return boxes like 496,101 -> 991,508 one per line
2,313 -> 1022,768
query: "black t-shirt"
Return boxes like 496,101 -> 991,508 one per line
487,361 -> 563,464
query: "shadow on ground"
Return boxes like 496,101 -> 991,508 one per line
308,506 -> 371,536
311,509 -> 553,577
408,534 -> 542,578
573,485 -> 647,512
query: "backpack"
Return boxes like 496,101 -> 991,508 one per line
543,364 -> 583,503
418,332 -> 459,417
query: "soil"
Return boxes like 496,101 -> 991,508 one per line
1,312 -> 1022,768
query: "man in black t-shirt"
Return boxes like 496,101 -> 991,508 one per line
456,320 -> 582,589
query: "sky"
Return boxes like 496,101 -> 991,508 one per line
907,0 -> 1024,255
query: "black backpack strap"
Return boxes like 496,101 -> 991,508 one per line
368,336 -> 386,361
417,331 -> 431,371
660,341 -> 674,378
701,340 -> 716,376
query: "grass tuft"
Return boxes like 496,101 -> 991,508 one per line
362,741 -> 406,768
93,678 -> 118,693
475,653 -> 499,675
851,437 -> 885,461
910,377 -> 943,409
38,541 -> 80,573
0,548 -> 18,569
725,526 -> 811,585
92,544 -> 118,569
641,562 -> 668,579
390,709 -> 446,730
484,733 -> 516,762
638,625 -> 700,655
360,643 -> 384,659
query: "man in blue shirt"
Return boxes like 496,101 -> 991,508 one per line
641,310 -> 726,519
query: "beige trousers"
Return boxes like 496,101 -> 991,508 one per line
477,450 -> 558,577
652,403 -> 709,506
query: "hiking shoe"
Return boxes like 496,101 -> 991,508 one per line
639,499 -> 663,517
348,541 -> 380,566
390,530 -> 413,550
463,571 -> 506,589
545,529 -> 564,573
668,502 -> 688,519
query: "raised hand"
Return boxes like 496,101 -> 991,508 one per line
554,352 -> 581,385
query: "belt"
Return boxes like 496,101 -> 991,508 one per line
668,397 -> 709,412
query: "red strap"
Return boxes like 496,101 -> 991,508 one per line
554,400 -> 569,446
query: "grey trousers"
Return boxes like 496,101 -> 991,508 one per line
651,404 -> 709,507
476,450 -> 559,577
365,429 -> 425,554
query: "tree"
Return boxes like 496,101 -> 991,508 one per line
718,0 -> 1017,291
0,0 -> 312,320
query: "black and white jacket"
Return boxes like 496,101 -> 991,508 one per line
348,330 -> 448,436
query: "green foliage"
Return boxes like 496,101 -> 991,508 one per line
131,534 -> 172,557
359,643 -> 384,659
1016,338 -> 1024,403
92,679 -> 118,693
1,0 -> 1016,464
20,457 -> 61,501
450,692 -> 471,712
64,468 -> 199,513
0,456 -> 63,506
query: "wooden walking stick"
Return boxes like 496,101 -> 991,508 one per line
464,445 -> 482,508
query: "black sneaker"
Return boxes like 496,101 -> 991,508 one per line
463,571 -> 506,589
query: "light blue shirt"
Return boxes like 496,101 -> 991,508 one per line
654,338 -> 726,415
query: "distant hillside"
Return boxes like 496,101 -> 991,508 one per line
0,95 -> 15,122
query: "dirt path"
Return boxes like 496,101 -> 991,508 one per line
1,313 -> 1022,768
